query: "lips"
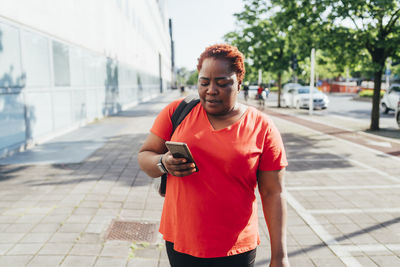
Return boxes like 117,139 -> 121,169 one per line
205,99 -> 221,104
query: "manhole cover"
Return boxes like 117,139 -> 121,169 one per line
105,220 -> 158,243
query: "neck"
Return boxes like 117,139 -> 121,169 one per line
208,102 -> 241,120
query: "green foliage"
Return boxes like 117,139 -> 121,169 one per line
268,0 -> 400,130
176,68 -> 198,86
186,71 -> 198,86
359,89 -> 385,98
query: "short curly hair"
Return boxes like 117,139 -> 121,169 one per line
197,44 -> 245,83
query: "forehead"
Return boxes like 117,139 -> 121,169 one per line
199,58 -> 235,77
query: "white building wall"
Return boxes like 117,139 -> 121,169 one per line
0,0 -> 172,158
0,0 -> 171,77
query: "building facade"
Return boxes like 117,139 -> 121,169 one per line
0,0 -> 172,158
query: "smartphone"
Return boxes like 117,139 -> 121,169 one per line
165,141 -> 198,172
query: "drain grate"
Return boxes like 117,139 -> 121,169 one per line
105,220 -> 158,243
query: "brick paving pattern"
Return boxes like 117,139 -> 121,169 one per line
0,91 -> 399,266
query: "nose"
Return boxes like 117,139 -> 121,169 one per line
206,82 -> 218,95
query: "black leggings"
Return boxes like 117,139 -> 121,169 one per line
165,241 -> 256,267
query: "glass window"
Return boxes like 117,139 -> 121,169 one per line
52,41 -> 70,86
70,47 -> 85,86
21,30 -> 51,87
392,86 -> 400,93
0,22 -> 24,88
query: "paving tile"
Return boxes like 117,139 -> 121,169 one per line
100,244 -> 131,258
286,257 -> 315,266
69,244 -> 103,256
304,245 -> 336,258
20,232 -> 53,243
15,214 -> 45,224
0,244 -> 14,255
94,257 -> 127,267
90,215 -> 114,224
60,255 -> 97,267
311,257 -> 347,266
76,233 -> 102,244
73,207 -> 98,215
38,243 -> 74,255
134,248 -> 160,259
353,256 -> 379,266
0,224 -> 10,232
0,255 -> 33,266
85,223 -> 107,234
79,201 -> 102,208
58,223 -> 88,233
370,255 -> 400,265
7,243 -> 43,255
50,206 -> 76,214
31,223 -> 60,233
40,214 -> 70,223
0,233 -> 25,243
101,202 -> 123,209
65,215 -> 93,224
84,194 -> 108,201
28,255 -> 65,267
48,232 -> 80,243
126,257 -> 158,267
4,223 -> 36,233
0,215 -> 18,223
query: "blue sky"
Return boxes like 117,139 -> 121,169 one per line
167,0 -> 244,70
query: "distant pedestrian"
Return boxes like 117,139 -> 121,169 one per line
243,83 -> 249,102
138,44 -> 289,267
264,86 -> 270,98
257,84 -> 265,108
180,85 -> 185,95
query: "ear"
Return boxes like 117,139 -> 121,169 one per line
237,81 -> 242,91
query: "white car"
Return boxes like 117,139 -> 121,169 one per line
283,86 -> 329,109
381,84 -> 400,114
282,83 -> 302,94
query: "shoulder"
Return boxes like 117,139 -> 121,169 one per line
162,98 -> 186,117
245,106 -> 275,126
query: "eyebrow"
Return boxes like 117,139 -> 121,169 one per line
199,76 -> 231,81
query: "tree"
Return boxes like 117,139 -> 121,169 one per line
225,0 -> 296,107
187,70 -> 198,86
274,0 -> 400,130
225,0 -> 325,107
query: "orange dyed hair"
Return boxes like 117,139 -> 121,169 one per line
197,44 -> 245,83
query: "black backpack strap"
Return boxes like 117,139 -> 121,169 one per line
170,95 -> 200,134
159,95 -> 200,197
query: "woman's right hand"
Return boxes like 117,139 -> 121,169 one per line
162,151 -> 197,177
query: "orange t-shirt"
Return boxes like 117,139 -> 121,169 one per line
150,98 -> 288,258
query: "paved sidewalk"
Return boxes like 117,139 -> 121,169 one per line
0,90 -> 399,266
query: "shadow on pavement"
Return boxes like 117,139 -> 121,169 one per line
19,133 -> 148,188
365,128 -> 400,140
0,165 -> 30,182
256,216 -> 400,266
282,133 -> 354,171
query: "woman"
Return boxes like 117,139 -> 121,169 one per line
138,44 -> 289,267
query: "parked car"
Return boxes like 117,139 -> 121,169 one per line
396,100 -> 400,128
248,84 -> 258,99
381,84 -> 400,114
282,86 -> 329,109
282,83 -> 302,94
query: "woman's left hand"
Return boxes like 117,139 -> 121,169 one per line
162,151 -> 197,177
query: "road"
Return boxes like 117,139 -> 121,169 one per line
240,92 -> 399,131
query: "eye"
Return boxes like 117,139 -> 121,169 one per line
217,82 -> 229,87
199,80 -> 209,86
